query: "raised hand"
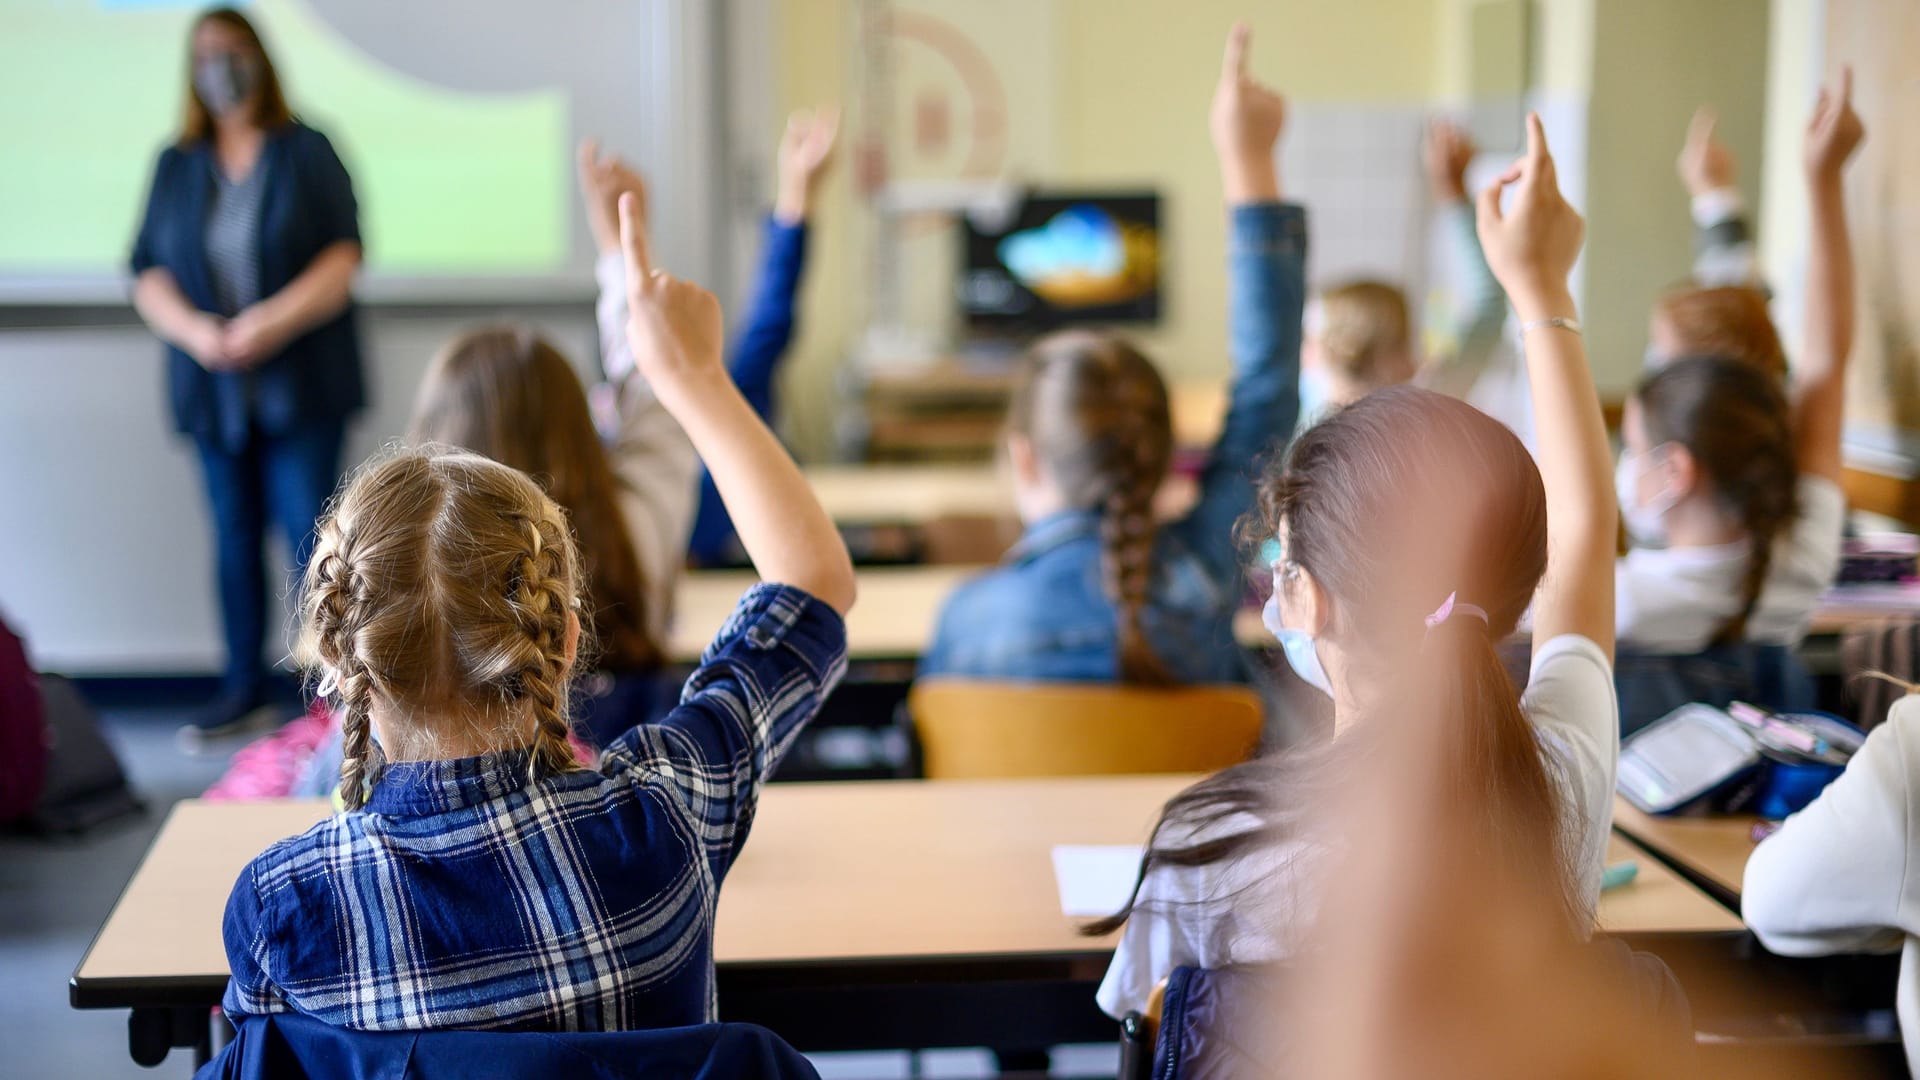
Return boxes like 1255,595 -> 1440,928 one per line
1677,106 -> 1738,198
1475,112 -> 1584,321
1210,23 -> 1285,203
774,106 -> 840,224
618,192 -> 723,395
1422,119 -> 1477,204
1804,67 -> 1865,184
578,139 -> 650,256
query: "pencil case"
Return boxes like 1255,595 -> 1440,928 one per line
1616,703 -> 1864,819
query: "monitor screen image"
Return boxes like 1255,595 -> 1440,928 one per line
959,191 -> 1161,328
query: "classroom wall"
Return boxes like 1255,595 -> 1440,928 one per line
1582,0 -> 1772,394
766,0 -> 1455,461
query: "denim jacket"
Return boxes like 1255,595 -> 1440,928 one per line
919,203 -> 1307,684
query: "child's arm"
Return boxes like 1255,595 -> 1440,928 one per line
686,108 -> 838,561
616,193 -> 855,614
1677,106 -> 1763,289
1418,120 -> 1509,399
1793,70 -> 1865,484
729,107 -> 837,420
1477,113 -> 1615,659
579,142 -> 701,615
1744,701 -> 1913,955
597,193 -> 855,874
1167,24 -> 1305,580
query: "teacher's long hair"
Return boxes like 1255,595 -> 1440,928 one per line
178,7 -> 294,145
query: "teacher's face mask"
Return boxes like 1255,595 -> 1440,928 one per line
195,53 -> 258,116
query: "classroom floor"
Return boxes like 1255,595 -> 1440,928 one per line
0,705 -> 1118,1079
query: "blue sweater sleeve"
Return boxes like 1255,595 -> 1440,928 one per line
1164,202 -> 1308,584
728,217 -> 808,420
598,584 -> 847,879
688,218 -> 809,562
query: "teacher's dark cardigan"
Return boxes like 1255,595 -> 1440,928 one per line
131,123 -> 366,449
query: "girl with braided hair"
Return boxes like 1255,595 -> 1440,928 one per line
920,24 -> 1304,686
217,194 -> 856,1033
1611,72 -> 1864,733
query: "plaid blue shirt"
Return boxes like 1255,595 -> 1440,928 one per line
220,584 -> 847,1032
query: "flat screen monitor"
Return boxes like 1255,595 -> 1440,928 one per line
958,191 -> 1161,329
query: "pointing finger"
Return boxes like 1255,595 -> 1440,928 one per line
1221,22 -> 1249,83
618,191 -> 653,284
1684,106 -> 1717,150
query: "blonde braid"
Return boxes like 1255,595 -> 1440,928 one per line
303,533 -> 386,810
506,514 -> 580,782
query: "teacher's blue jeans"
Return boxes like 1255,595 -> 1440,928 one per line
194,422 -> 345,698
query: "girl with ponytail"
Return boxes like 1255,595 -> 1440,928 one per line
1093,108 -> 1621,1020
921,24 -> 1304,685
1612,72 -> 1864,731
218,196 -> 857,1033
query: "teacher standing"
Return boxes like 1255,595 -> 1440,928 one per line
130,7 -> 364,742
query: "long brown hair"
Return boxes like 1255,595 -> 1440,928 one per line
1652,286 -> 1786,380
1086,386 -> 1581,937
1008,331 -> 1172,683
1634,355 -> 1799,645
304,451 -> 586,810
178,8 -> 294,146
411,326 -> 662,673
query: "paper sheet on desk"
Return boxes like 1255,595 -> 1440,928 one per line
1052,844 -> 1146,917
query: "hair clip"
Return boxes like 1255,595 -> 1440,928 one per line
1424,591 -> 1490,630
316,666 -> 340,697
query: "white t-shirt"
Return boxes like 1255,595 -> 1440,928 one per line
1744,693 -> 1920,1078
1094,634 -> 1619,1019
1616,475 -> 1846,654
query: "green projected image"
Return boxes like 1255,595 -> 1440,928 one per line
0,0 -> 569,276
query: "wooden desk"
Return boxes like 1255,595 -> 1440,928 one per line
805,464 -> 1012,527
1612,796 -> 1762,906
669,565 -> 985,663
73,777 -> 1183,1060
1601,833 -> 1744,935
75,778 -> 1738,1011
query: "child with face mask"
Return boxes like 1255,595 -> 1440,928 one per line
1611,72 -> 1864,733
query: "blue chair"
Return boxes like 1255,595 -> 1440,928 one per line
196,1013 -> 820,1080
1615,643 -> 1816,738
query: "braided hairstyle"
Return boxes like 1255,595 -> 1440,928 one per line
1633,355 -> 1800,645
302,450 -> 587,810
1008,332 -> 1173,684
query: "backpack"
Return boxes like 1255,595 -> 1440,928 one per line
0,614 -> 142,834
0,614 -> 50,823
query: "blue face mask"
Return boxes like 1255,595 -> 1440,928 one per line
1263,580 -> 1333,698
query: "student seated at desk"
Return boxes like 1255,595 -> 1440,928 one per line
1744,686 -> 1920,1078
1610,73 -> 1864,734
1088,101 -> 1619,1019
919,28 -> 1302,685
218,200 -> 856,1033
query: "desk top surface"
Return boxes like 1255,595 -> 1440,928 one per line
669,565 -> 987,663
804,464 -> 1012,526
75,776 -> 1739,997
1611,796 -> 1762,899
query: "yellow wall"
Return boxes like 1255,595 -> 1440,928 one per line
1583,0 -> 1772,392
771,0 -> 1443,459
